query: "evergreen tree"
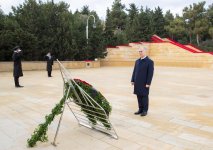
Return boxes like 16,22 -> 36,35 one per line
164,10 -> 174,25
164,10 -> 174,37
125,3 -> 139,42
81,5 -> 90,15
110,0 -> 127,30
128,7 -> 152,42
103,8 -> 116,46
126,3 -> 138,25
152,6 -> 166,37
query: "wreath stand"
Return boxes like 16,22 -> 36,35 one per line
52,60 -> 118,146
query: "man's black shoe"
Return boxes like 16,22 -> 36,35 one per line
134,110 -> 142,115
141,112 -> 147,116
15,85 -> 24,88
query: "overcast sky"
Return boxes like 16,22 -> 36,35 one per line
0,0 -> 212,19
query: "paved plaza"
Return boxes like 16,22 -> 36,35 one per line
0,66 -> 213,150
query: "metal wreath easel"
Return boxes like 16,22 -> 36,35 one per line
52,60 -> 118,146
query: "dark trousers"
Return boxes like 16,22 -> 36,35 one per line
48,71 -> 52,77
14,76 -> 20,86
137,95 -> 149,113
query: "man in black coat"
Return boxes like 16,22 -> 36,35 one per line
44,52 -> 54,77
131,47 -> 154,116
12,46 -> 24,88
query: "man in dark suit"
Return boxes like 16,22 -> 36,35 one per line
44,52 -> 54,77
131,47 -> 154,116
12,46 -> 24,88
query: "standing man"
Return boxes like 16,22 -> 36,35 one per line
131,47 -> 154,116
44,52 -> 54,77
12,46 -> 24,88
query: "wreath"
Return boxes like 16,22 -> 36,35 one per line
27,79 -> 112,147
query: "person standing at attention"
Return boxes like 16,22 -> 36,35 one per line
131,46 -> 154,116
12,46 -> 24,88
44,52 -> 54,77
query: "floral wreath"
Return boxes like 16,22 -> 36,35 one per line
27,79 -> 112,147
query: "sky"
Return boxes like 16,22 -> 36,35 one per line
0,0 -> 212,20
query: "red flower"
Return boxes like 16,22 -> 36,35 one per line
74,78 -> 92,87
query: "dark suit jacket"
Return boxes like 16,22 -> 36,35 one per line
12,52 -> 23,77
44,55 -> 54,71
131,57 -> 154,96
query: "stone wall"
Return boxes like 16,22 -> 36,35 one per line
101,39 -> 213,68
0,61 -> 100,72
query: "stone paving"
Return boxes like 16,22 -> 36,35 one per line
0,66 -> 213,150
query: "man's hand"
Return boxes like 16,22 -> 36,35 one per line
131,82 -> 134,85
145,84 -> 150,88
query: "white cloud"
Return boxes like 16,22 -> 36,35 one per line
0,0 -> 212,19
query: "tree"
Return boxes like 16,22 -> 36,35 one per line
207,4 -> 213,24
208,27 -> 213,40
193,2 -> 209,46
125,3 -> 139,42
164,10 -> 174,24
104,2 -> 128,45
81,5 -> 90,15
0,7 -> 4,30
183,1 -> 209,45
207,4 -> 213,40
164,10 -> 174,37
128,7 -> 153,42
126,3 -> 138,25
86,11 -> 106,60
152,6 -> 166,37
110,0 -> 127,30
194,18 -> 209,46
165,17 -> 186,40
183,5 -> 194,43
103,8 -> 117,46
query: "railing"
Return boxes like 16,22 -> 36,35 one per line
166,38 -> 197,53
166,38 -> 213,55
106,35 -> 213,56
151,35 -> 165,42
188,44 -> 205,52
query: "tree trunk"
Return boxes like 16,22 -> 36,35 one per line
196,34 -> 200,46
189,34 -> 192,44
